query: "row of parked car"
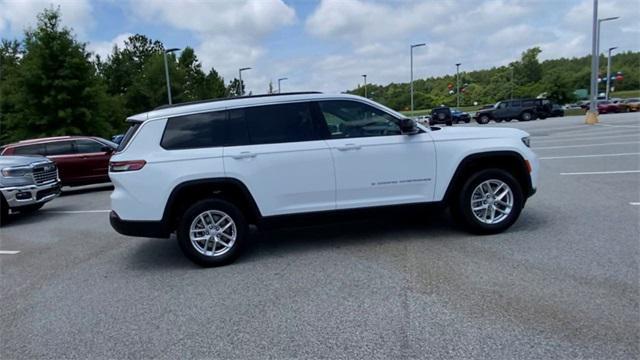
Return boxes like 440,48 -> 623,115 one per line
0,136 -> 120,224
576,98 -> 640,114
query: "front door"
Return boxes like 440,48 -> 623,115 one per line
316,100 -> 436,210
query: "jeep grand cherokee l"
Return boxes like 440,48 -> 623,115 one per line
109,92 -> 538,267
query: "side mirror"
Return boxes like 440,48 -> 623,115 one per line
102,146 -> 114,154
399,118 -> 419,135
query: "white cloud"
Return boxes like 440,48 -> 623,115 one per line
86,32 -> 133,60
0,0 -> 94,37
125,0 -> 296,93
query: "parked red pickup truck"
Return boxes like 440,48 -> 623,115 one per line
0,136 -> 117,186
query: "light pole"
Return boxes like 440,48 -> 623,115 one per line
277,77 -> 288,93
362,74 -> 367,98
410,43 -> 426,113
455,63 -> 461,108
238,67 -> 251,96
606,46 -> 617,100
510,66 -> 515,99
593,16 -> 619,107
163,47 -> 180,104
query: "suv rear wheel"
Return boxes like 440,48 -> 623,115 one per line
451,169 -> 524,234
520,112 -> 533,121
177,199 -> 247,267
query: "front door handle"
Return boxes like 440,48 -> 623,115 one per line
231,151 -> 257,159
336,143 -> 361,151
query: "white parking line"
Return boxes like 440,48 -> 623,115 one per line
560,170 -> 640,176
44,210 -> 111,214
630,202 -> 640,206
534,141 -> 640,150
0,250 -> 21,255
539,152 -> 640,160
532,133 -> 640,143
596,123 -> 640,128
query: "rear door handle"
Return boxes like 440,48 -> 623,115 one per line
231,151 -> 257,159
336,143 -> 361,151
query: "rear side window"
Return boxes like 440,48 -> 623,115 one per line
244,102 -> 317,144
46,141 -> 75,155
161,111 -> 227,150
13,144 -> 46,155
75,139 -> 104,153
117,122 -> 142,152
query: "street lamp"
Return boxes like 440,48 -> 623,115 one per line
238,67 -> 251,96
455,63 -> 461,108
277,77 -> 288,93
163,47 -> 180,105
410,43 -> 426,113
362,74 -> 367,98
590,14 -> 619,112
606,46 -> 617,100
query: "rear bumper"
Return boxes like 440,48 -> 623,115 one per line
110,211 -> 171,238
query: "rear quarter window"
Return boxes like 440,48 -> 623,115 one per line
161,111 -> 227,150
117,122 -> 142,152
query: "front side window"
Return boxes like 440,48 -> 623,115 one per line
318,100 -> 401,139
46,141 -> 75,155
13,144 -> 46,155
161,111 -> 227,150
498,102 -> 508,109
244,102 -> 317,144
74,139 -> 104,153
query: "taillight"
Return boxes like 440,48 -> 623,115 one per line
110,160 -> 146,172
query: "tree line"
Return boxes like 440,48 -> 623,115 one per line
349,47 -> 639,111
0,8 -> 248,144
1,8 -> 639,144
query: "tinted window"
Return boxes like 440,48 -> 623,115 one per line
117,122 -> 142,152
511,101 -> 522,107
13,144 -> 46,155
161,111 -> 227,150
318,100 -> 400,139
498,102 -> 507,109
244,102 -> 317,144
46,141 -> 75,155
75,139 -> 104,153
226,109 -> 250,147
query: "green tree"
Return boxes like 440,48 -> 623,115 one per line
2,8 -> 111,143
226,78 -> 245,97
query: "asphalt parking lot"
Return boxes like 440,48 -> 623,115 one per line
1,112 -> 639,359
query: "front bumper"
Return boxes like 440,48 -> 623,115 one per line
1,181 -> 61,208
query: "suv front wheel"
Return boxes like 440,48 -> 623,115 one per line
520,112 -> 533,121
452,169 -> 524,234
477,114 -> 490,124
177,199 -> 248,267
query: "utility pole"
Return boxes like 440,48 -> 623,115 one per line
455,63 -> 461,108
606,46 -> 617,100
163,48 -> 180,104
410,43 -> 426,113
238,67 -> 251,96
362,74 -> 367,98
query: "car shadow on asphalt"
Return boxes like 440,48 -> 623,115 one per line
125,206 -> 548,270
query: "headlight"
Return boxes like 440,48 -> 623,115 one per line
521,137 -> 530,147
1,166 -> 32,177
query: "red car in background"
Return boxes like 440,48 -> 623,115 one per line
597,100 -> 629,114
0,136 -> 117,186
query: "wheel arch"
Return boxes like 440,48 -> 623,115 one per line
442,151 -> 532,204
162,177 -> 262,232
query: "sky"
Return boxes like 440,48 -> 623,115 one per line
1,0 -> 639,95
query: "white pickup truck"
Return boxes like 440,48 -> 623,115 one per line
108,93 -> 538,266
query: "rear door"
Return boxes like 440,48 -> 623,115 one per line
223,102 -> 336,216
43,141 -> 78,183
73,139 -> 112,182
317,100 -> 436,209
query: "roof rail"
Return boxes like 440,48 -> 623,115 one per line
153,92 -> 323,110
18,136 -> 71,143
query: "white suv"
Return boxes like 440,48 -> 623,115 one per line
109,92 -> 538,266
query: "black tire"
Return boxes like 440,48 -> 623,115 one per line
464,119 -> 470,124
0,195 -> 8,226
520,112 -> 533,121
177,199 -> 248,267
446,120 -> 453,126
477,114 -> 490,124
16,203 -> 44,213
451,169 -> 524,235
505,118 -> 512,122
495,119 -> 503,123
